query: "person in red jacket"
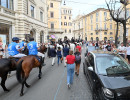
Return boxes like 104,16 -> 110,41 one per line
76,43 -> 81,53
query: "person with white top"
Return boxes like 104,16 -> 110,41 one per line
70,42 -> 75,52
126,43 -> 130,64
118,43 -> 126,58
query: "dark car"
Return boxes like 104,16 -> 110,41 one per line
83,50 -> 130,100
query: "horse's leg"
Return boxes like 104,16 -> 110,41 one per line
1,73 -> 10,91
20,77 -> 25,96
21,72 -> 30,88
38,65 -> 42,79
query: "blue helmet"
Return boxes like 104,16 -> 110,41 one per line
12,37 -> 21,41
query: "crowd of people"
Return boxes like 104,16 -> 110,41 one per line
87,40 -> 130,64
0,36 -> 129,89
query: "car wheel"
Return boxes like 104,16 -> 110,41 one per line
83,63 -> 86,75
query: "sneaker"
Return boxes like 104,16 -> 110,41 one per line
67,84 -> 70,89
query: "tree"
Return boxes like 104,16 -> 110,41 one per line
106,0 -> 130,46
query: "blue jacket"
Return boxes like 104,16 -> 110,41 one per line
8,42 -> 19,56
63,47 -> 69,57
50,48 -> 56,57
57,50 -> 62,56
27,41 -> 38,55
20,41 -> 25,49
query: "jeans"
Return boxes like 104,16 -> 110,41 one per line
67,63 -> 75,85
64,57 -> 66,66
57,55 -> 62,65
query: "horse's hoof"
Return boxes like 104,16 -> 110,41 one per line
4,89 -> 10,92
20,93 -> 24,96
39,77 -> 41,79
26,85 -> 31,88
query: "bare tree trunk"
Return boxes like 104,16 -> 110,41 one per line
123,21 -> 127,46
115,22 -> 119,47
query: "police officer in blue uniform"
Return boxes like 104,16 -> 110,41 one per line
8,37 -> 27,57
27,37 -> 45,66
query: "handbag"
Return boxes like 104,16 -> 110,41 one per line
61,57 -> 63,61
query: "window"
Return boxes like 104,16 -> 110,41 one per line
66,10 -> 67,14
68,22 -> 72,26
104,24 -> 107,30
31,5 -> 34,18
127,9 -> 130,18
64,16 -> 66,19
96,32 -> 98,35
69,17 -> 71,20
64,10 -> 65,14
96,17 -> 98,22
65,29 -> 67,33
104,37 -> 107,41
69,29 -> 71,33
91,33 -> 93,35
64,22 -> 67,26
110,32 -> 113,35
50,3 -> 53,8
0,0 -> 14,10
104,32 -> 107,35
104,12 -> 107,21
61,22 -> 62,25
51,23 -> 54,29
96,37 -> 99,41
91,25 -> 93,30
40,11 -> 43,22
96,24 -> 98,30
110,24 -> 112,29
50,12 -> 54,18
96,12 -> 99,17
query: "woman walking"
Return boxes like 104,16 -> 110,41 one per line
57,47 -> 62,66
74,48 -> 81,76
65,50 -> 75,89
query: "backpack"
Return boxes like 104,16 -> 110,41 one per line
75,54 -> 81,62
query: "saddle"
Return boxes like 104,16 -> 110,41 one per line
9,57 -> 21,62
34,56 -> 42,63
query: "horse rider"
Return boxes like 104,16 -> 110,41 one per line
19,40 -> 26,53
8,37 -> 27,58
27,37 -> 45,66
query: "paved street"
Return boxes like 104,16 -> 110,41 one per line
0,46 -> 92,100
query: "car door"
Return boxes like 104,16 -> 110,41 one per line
87,53 -> 95,89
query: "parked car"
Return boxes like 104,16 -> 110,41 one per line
83,50 -> 130,100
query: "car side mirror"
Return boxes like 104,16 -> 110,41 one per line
88,67 -> 93,71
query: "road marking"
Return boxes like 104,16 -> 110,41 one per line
54,67 -> 66,100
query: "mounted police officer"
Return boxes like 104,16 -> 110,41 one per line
27,37 -> 45,66
8,37 -> 27,57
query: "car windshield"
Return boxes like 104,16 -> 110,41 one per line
96,55 -> 130,75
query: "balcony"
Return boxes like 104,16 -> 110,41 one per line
95,28 -> 108,32
0,5 -> 15,16
48,28 -> 64,33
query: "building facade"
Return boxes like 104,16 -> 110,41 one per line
83,8 -> 117,42
61,5 -> 73,40
73,15 -> 84,40
0,0 -> 48,44
47,0 -> 64,41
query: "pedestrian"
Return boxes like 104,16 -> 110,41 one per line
105,42 -> 112,51
63,44 -> 69,67
57,47 -> 62,66
74,48 -> 81,76
112,44 -> 119,54
50,46 -> 56,66
0,45 -> 4,59
65,50 -> 75,89
126,43 -> 130,64
118,42 -> 126,58
47,43 -> 51,58
76,43 -> 81,53
70,42 -> 75,52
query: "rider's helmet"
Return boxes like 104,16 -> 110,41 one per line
12,37 -> 20,41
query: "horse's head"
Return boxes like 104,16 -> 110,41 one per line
39,44 -> 47,54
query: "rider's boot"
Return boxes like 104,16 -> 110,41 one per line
42,57 -> 46,66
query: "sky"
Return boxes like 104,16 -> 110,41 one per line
61,0 -> 108,19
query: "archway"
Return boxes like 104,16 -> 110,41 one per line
30,29 -> 36,41
40,31 -> 44,43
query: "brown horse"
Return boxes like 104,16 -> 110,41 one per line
0,58 -> 16,91
16,44 -> 47,96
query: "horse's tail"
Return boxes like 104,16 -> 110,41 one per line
16,60 -> 24,83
